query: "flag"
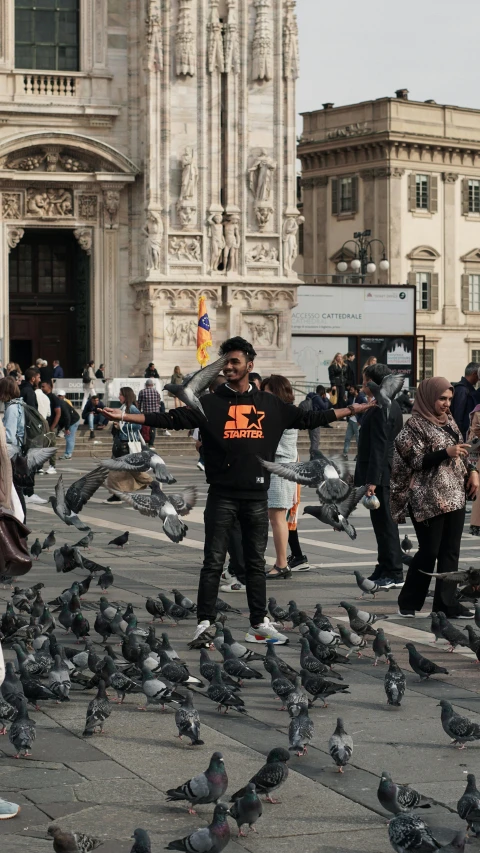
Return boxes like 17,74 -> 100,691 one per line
196,295 -> 212,367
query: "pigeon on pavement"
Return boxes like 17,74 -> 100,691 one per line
401,534 -> 413,553
388,812 -> 440,853
269,661 -> 295,708
100,449 -> 177,484
439,699 -> 480,749
221,626 -> 263,661
328,717 -> 353,773
268,597 -> 291,627
158,593 -> 191,624
172,589 -> 197,613
404,643 -> 449,681
47,655 -> 71,702
231,747 -> 290,805
336,624 -> 367,657
299,637 -> 343,678
165,801 -> 231,852
437,612 -> 470,652
0,695 -> 17,734
220,644 -> 263,682
384,655 -> 406,707
457,773 -> 480,837
30,539 -> 42,560
229,783 -> 262,837
139,669 -> 176,711
130,828 -> 152,853
206,665 -> 246,713
175,690 -> 204,746
199,649 -> 240,690
108,531 -> 129,548
366,374 -> 404,415
372,628 -> 391,666
378,770 -> 431,815
166,751 -> 228,814
354,570 -> 382,598
339,601 -> 385,635
264,644 -> 297,682
288,707 -> 314,756
145,597 -> 165,623
463,624 -> 480,656
83,679 -> 111,736
285,676 -> 310,718
9,696 -> 36,758
47,824 -> 102,851
300,670 -> 350,707
73,531 -> 94,549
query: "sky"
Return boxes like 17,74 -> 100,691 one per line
296,0 -> 480,127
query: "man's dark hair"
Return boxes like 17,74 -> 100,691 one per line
465,362 -> 480,377
25,367 -> 39,383
364,363 -> 392,385
219,336 -> 257,361
41,379 -> 53,390
249,372 -> 262,383
315,384 -> 326,395
346,352 -> 355,359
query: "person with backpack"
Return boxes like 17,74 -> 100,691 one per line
82,360 -> 96,410
0,376 -> 47,507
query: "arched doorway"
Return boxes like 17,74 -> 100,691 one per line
9,228 -> 90,376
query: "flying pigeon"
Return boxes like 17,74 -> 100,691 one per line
112,482 -> 196,543
166,751 -> 228,814
366,373 -> 405,414
378,770 -> 431,815
328,717 -> 353,773
163,354 -> 228,417
304,486 -> 366,539
404,643 -> 449,681
100,449 -> 177,483
288,707 -> 314,756
7,444 -> 56,477
175,690 -> 204,746
439,699 -> 480,749
49,468 -> 107,529
384,655 -> 406,707
165,801 -> 231,852
229,783 -> 262,837
108,531 -> 129,548
230,747 -> 290,805
259,451 -> 351,501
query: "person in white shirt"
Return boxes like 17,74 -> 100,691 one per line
35,387 -> 51,421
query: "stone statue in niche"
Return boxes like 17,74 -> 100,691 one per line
7,227 -> 24,250
207,213 -> 225,271
169,236 -> 201,262
223,215 -> 240,274
246,243 -> 278,263
166,316 -> 197,347
73,228 -> 93,255
282,214 -> 304,273
26,188 -> 73,217
248,149 -> 276,203
243,313 -> 278,347
103,190 -> 120,227
177,204 -> 196,228
255,204 -> 273,231
146,0 -> 163,71
2,193 -> 21,219
179,147 -> 198,201
143,211 -> 163,271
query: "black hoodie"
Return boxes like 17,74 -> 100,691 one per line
144,384 -> 337,499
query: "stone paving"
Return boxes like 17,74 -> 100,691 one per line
1,456 -> 480,852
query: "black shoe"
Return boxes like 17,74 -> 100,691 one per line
106,494 -> 122,503
89,430 -> 95,439
447,605 -> 474,620
287,554 -> 310,572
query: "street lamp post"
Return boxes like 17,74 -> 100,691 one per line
336,230 -> 389,280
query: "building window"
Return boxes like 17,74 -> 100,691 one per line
415,175 -> 429,210
469,180 -> 480,214
9,241 -> 67,294
340,178 -> 352,213
418,348 -> 434,380
469,275 -> 480,312
472,349 -> 480,364
15,0 -> 80,71
416,272 -> 431,310
331,176 -> 358,216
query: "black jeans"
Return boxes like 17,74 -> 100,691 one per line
148,428 -> 156,447
198,493 -> 268,626
226,517 -> 246,584
335,385 -> 346,409
398,506 -> 465,614
370,483 -> 403,580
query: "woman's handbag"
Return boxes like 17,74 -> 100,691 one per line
124,422 -> 142,455
0,507 -> 32,576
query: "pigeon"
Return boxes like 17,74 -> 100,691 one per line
49,468 -> 107,529
139,669 -> 176,711
74,531 -> 94,549
1,662 -> 24,708
439,699 -> 480,749
108,531 -> 129,548
269,661 -> 295,707
47,655 -> 71,702
312,603 -> 334,632
7,444 -> 56,478
175,690 -> 204,746
113,483 -> 196,543
9,696 -> 36,758
229,783 -> 262,837
130,829 -> 152,853
303,486 -> 366,539
0,695 -> 17,735
299,626 -> 351,667
372,628 -> 391,665
457,773 -> 480,836
71,612 -> 90,641
378,770 -> 431,815
163,354 -> 228,416
166,751 -> 228,814
336,624 -> 367,657
366,373 -> 404,414
231,747 -> 290,805
160,633 -> 182,661
206,665 -> 246,713
165,801 -> 231,852
159,651 -> 203,687
145,597 -> 165,623
437,612 -> 470,652
199,649 -> 240,690
100,449 -> 177,483
384,655 -> 406,706
301,670 -> 350,707
299,637 -> 343,678
30,538 -> 42,560
285,676 -> 310,718
339,601 -> 385,635
267,597 -> 291,627
158,593 -> 191,624
430,612 -> 444,643
463,624 -> 480,657
354,570 -> 382,598
475,604 -> 480,632
83,679 -> 111,736
101,657 -> 143,703
220,644 -> 263,682
288,707 -> 314,756
388,813 -> 441,853
259,451 -> 351,501
401,534 -> 413,553
221,626 -> 264,661
404,643 -> 449,681
328,717 -> 353,773
97,567 -> 114,591
47,824 -> 102,852
264,644 -> 297,681
172,589 -> 197,613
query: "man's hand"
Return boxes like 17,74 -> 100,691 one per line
366,484 -> 377,496
103,407 -> 123,422
65,429 -> 70,436
351,401 -> 376,414
467,471 -> 480,499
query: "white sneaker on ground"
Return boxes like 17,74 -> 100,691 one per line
220,582 -> 246,593
245,618 -> 288,645
192,620 -> 210,642
221,569 -> 233,582
165,430 -> 172,436
0,798 -> 20,819
25,494 -> 47,505
46,466 -> 56,474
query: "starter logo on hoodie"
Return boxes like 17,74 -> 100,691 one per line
223,405 -> 265,439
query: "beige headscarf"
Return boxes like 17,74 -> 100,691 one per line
0,420 -> 13,509
412,377 -> 454,426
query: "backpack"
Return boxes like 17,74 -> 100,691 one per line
82,368 -> 90,383
21,402 -> 49,450
298,396 -> 313,412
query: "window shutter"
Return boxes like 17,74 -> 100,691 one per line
430,272 -> 439,310
351,176 -> 358,213
331,179 -> 338,215
461,274 -> 470,312
429,175 -> 438,213
408,173 -> 417,211
462,179 -> 470,215
407,272 -> 416,286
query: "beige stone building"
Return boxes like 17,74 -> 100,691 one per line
0,0 -> 302,378
298,89 -> 480,381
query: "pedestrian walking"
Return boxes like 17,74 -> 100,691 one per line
52,360 -> 64,379
40,379 -> 61,474
138,378 -> 163,446
144,362 -> 160,379
81,360 -> 96,410
103,336 -> 372,644
106,387 -> 152,503
354,363 -> 404,589
56,390 -> 80,460
450,362 -> 480,440
344,352 -> 356,386
170,366 -> 184,407
328,353 -> 347,408
392,377 -> 479,618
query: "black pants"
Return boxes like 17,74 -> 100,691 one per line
148,428 -> 156,447
335,385 -> 346,409
370,483 -> 403,580
226,518 -> 246,584
198,493 -> 268,626
398,506 -> 465,614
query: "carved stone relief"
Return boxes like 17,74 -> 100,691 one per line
146,0 -> 163,72
168,236 -> 201,263
103,190 -> 120,228
2,193 -> 21,219
225,0 -> 240,73
248,149 -> 276,231
241,313 -> 279,347
246,242 -> 279,263
207,213 -> 225,272
207,0 -> 224,73
282,214 -> 304,274
252,0 -> 273,82
143,210 -> 163,271
233,286 -> 295,309
78,194 -> 98,220
283,0 -> 299,80
177,147 -> 198,228
3,147 -> 100,173
7,227 -> 24,250
73,227 -> 93,255
223,215 -> 240,273
176,0 -> 196,77
165,314 -> 198,347
26,188 -> 73,217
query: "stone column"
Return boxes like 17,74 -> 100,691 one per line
223,0 -> 241,218
388,168 -> 405,285
443,172 -> 459,324
206,0 -> 223,222
98,186 -> 122,376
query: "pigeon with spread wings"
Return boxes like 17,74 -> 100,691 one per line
7,444 -> 56,478
49,467 -> 108,530
366,374 -> 405,414
303,486 -> 367,540
99,449 -> 176,484
163,354 -> 228,417
259,450 -> 351,501
111,482 -> 197,543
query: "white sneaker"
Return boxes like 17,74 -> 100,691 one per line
220,582 -> 246,593
192,620 -> 210,642
197,460 -> 205,471
46,466 -> 56,474
165,430 -> 172,436
245,618 -> 289,645
25,494 -> 47,505
221,569 -> 233,582
0,797 -> 20,819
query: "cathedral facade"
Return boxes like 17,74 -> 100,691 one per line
0,0 -> 302,378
